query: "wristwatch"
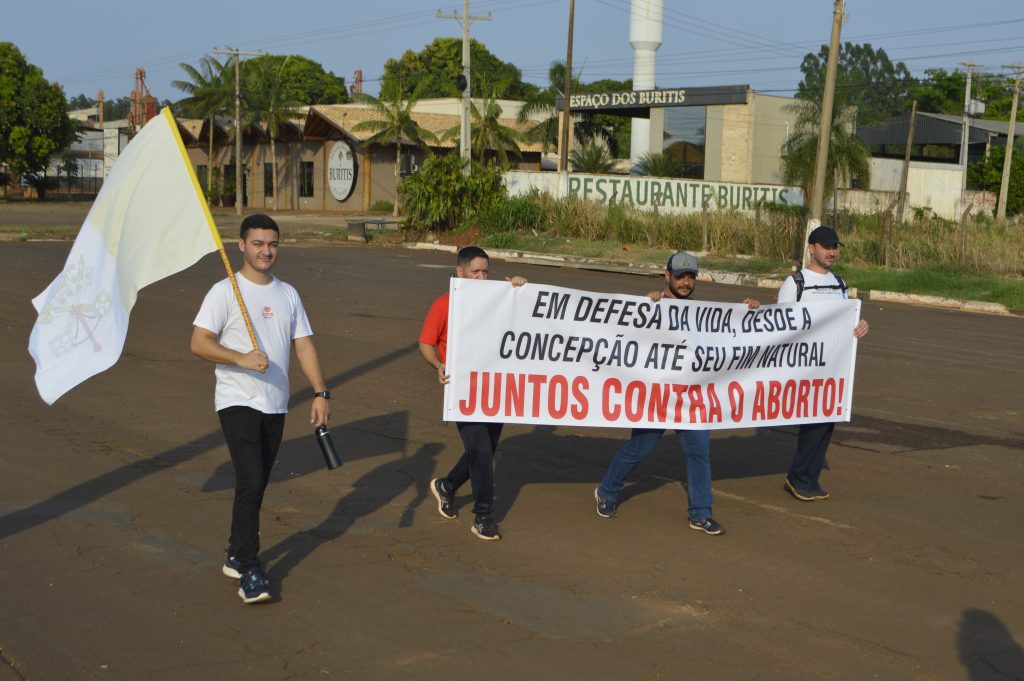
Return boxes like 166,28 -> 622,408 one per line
313,390 -> 331,400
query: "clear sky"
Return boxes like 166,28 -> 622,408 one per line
4,0 -> 1023,105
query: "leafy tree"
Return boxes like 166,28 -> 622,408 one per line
781,98 -> 871,206
353,79 -> 439,217
70,94 -> 133,121
244,56 -> 307,208
0,42 -> 78,199
172,55 -> 232,198
636,151 -> 680,178
382,38 -> 537,100
68,94 -> 94,110
796,42 -> 916,125
398,153 -> 505,231
241,54 -> 349,105
570,141 -> 616,174
968,145 -> 1024,215
441,78 -> 522,167
911,68 -> 1019,121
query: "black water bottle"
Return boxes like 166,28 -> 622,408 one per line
315,425 -> 342,470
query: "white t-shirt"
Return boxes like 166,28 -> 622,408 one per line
777,269 -> 847,304
194,274 -> 312,413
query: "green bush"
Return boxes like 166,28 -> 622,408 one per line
399,154 -> 504,231
481,231 -> 518,249
370,200 -> 393,212
475,194 -> 543,234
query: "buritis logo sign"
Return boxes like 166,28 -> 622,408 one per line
327,141 -> 356,201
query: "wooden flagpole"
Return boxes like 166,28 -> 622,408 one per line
163,108 -> 264,368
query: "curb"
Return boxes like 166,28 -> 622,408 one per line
868,290 -> 1011,316
406,242 -> 1016,317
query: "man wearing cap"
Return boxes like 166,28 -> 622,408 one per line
191,214 -> 331,604
776,225 -> 869,501
594,252 -> 759,535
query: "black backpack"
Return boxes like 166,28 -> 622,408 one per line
793,270 -> 847,301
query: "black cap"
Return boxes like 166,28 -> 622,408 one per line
808,225 -> 842,247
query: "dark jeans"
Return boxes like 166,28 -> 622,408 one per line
788,422 -> 835,489
218,406 -> 286,571
444,421 -> 503,516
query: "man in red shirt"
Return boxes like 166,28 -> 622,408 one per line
419,246 -> 526,541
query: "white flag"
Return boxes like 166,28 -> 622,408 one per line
29,108 -> 220,404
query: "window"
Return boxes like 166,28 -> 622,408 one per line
299,161 -> 314,197
196,165 -> 208,192
663,106 -> 706,179
263,163 -> 273,197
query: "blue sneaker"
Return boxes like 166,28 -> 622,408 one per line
594,487 -> 617,518
430,478 -> 458,519
471,514 -> 501,541
222,555 -> 242,579
689,517 -> 725,535
238,567 -> 271,604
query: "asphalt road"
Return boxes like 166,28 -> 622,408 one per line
1,239 -> 1022,680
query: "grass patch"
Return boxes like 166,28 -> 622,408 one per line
836,264 -> 1024,308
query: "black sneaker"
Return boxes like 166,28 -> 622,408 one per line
594,487 -> 617,518
238,567 -> 271,604
689,517 -> 725,535
222,554 -> 242,579
784,478 -> 829,501
430,478 -> 457,519
471,515 -> 501,541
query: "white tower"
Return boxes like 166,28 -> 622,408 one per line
629,0 -> 663,172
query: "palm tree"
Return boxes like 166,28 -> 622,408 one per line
570,141 -> 616,174
516,60 -> 617,157
353,79 -> 438,217
781,99 -> 871,208
172,56 -> 232,199
243,57 -> 306,208
441,79 -> 522,167
636,151 -> 681,178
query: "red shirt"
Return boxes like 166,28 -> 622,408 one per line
419,292 -> 449,363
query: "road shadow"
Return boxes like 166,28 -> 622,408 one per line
199,410 -> 413,492
491,424 -> 795,520
957,609 -> 1024,680
260,441 -> 444,593
0,343 -> 417,541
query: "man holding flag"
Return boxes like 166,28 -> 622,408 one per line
191,214 -> 331,604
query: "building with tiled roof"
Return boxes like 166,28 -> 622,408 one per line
180,99 -> 542,213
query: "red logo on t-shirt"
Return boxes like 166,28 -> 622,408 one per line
262,306 -> 274,320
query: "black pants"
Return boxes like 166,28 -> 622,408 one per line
445,421 -> 503,516
788,421 -> 835,489
218,406 -> 286,571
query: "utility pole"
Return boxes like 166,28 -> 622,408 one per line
958,59 -> 979,209
558,0 -> 576,173
896,101 -> 918,226
804,0 -> 844,266
437,2 -> 491,175
215,47 -> 262,216
997,63 -> 1022,221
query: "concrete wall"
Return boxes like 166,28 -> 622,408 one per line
749,95 -> 795,185
660,92 -> 798,185
867,157 -> 979,219
504,170 -> 803,215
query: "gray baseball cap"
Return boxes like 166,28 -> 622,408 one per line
667,252 -> 699,276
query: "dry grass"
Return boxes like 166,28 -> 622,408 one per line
514,195 -> 1024,274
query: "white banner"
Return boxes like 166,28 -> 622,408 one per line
444,279 -> 861,430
